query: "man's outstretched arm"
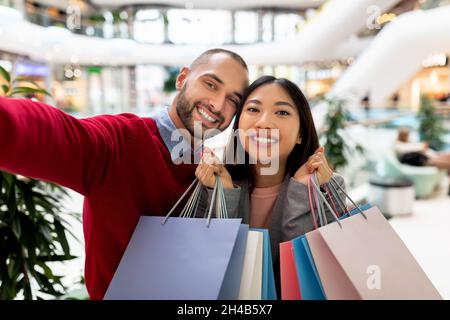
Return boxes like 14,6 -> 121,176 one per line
0,97 -> 136,196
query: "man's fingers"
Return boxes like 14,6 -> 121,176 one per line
203,147 -> 212,154
197,164 -> 209,183
203,151 -> 221,166
195,161 -> 205,177
211,165 -> 221,175
203,167 -> 214,184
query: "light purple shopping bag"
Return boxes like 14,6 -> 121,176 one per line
105,177 -> 247,300
104,216 -> 244,300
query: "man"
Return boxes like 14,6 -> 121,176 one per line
0,48 -> 249,299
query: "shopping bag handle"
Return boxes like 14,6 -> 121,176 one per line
308,173 -> 367,229
162,174 -> 228,226
307,174 -> 319,229
310,174 -> 349,219
204,175 -> 228,226
323,183 -> 346,217
327,176 -> 367,219
308,174 -> 340,228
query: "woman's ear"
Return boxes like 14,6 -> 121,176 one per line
296,135 -> 302,144
175,67 -> 190,91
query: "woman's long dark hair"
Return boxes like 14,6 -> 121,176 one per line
225,75 -> 319,190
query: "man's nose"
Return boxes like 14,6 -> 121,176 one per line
209,94 -> 227,113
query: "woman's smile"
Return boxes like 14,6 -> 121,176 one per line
248,130 -> 280,147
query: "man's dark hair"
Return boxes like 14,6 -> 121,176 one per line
190,48 -> 248,72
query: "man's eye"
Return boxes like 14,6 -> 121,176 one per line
276,110 -> 290,116
205,81 -> 216,89
228,98 -> 239,106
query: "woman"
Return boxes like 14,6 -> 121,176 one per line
195,76 -> 347,295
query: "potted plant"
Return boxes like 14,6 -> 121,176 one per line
418,94 -> 445,151
163,66 -> 180,93
0,65 -> 79,299
319,95 -> 365,171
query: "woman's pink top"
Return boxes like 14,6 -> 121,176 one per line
250,183 -> 283,228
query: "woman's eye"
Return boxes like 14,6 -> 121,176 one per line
247,107 -> 259,112
276,110 -> 290,116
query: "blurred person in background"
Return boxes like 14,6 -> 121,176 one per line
395,127 -> 450,171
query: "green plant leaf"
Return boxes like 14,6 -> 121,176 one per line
10,87 -> 51,97
20,183 -> 37,217
6,184 -> 18,216
1,84 -> 9,95
11,216 -> 22,239
12,80 -> 52,96
2,172 -> 14,190
53,218 -> 70,256
55,215 -> 79,242
7,258 -> 18,278
0,65 -> 11,83
37,254 -> 77,262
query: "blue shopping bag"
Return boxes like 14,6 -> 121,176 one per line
341,203 -> 373,219
252,229 -> 277,300
292,235 -> 325,300
219,224 -> 249,300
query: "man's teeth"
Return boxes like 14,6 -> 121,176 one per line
251,136 -> 277,144
198,108 -> 217,123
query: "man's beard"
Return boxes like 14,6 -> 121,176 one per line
175,86 -> 224,139
175,87 -> 197,137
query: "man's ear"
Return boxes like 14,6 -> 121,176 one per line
175,67 -> 190,91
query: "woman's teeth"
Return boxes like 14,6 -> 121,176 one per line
251,136 -> 278,144
198,108 -> 217,123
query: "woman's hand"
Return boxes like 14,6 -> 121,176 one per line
195,148 -> 234,189
293,146 -> 333,186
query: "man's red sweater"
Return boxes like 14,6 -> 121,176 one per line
0,97 -> 197,299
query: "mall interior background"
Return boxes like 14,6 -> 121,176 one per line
0,0 -> 450,299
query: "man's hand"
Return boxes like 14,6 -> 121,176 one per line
195,148 -> 234,189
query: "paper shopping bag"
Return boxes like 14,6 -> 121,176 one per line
219,224 -> 249,300
238,230 -> 263,299
252,229 -> 277,300
292,235 -> 325,300
104,216 -> 243,300
279,240 -> 301,300
306,206 -> 442,300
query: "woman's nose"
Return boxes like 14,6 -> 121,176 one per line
254,112 -> 276,129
